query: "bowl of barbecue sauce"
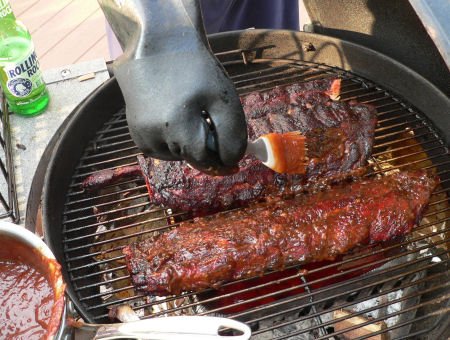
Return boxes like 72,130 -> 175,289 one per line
0,222 -> 65,340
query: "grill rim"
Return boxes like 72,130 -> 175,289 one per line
39,30 -> 450,336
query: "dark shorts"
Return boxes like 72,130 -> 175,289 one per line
200,0 -> 299,33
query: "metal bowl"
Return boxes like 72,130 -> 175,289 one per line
0,221 -> 66,339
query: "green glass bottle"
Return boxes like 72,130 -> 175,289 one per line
0,0 -> 49,116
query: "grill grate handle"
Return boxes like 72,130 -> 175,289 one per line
80,316 -> 251,340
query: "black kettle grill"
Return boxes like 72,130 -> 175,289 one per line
28,1 -> 449,338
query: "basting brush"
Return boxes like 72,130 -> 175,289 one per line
246,131 -> 308,174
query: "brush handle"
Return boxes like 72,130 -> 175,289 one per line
246,138 -> 270,164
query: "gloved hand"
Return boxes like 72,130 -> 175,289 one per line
98,0 -> 247,175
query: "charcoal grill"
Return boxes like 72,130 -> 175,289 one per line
40,30 -> 449,339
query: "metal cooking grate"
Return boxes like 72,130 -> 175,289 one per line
61,49 -> 449,339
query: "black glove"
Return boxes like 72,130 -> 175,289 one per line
98,0 -> 247,175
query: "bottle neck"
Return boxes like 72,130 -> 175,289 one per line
0,0 -> 16,21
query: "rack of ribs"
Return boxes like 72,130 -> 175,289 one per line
123,170 -> 438,296
138,78 -> 377,214
81,77 -> 344,193
82,165 -> 142,191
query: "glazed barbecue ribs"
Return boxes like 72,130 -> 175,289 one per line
82,77 -> 343,193
138,78 -> 377,214
123,170 -> 438,295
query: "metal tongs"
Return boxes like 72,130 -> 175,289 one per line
76,315 -> 251,340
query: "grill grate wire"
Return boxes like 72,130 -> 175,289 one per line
60,49 -> 449,339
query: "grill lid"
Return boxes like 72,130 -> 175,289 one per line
303,0 -> 450,95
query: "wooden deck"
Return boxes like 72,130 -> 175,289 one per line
9,0 -> 111,70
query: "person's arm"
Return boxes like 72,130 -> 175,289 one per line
98,0 -> 247,175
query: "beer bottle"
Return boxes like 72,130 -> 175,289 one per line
0,0 -> 49,116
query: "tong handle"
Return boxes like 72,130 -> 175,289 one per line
93,316 -> 251,340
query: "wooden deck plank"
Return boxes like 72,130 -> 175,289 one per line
76,33 -> 111,64
17,0 -> 74,35
40,8 -> 109,69
9,0 -> 40,17
9,0 -> 110,70
30,0 -> 102,59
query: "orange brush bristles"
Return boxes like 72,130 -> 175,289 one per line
265,131 -> 308,174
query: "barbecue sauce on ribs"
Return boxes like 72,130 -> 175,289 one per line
123,170 -> 438,296
137,78 -> 377,214
82,78 -> 349,194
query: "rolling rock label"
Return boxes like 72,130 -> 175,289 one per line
4,47 -> 44,98
0,0 -> 13,18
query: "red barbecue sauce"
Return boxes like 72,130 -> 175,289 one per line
0,236 -> 64,340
